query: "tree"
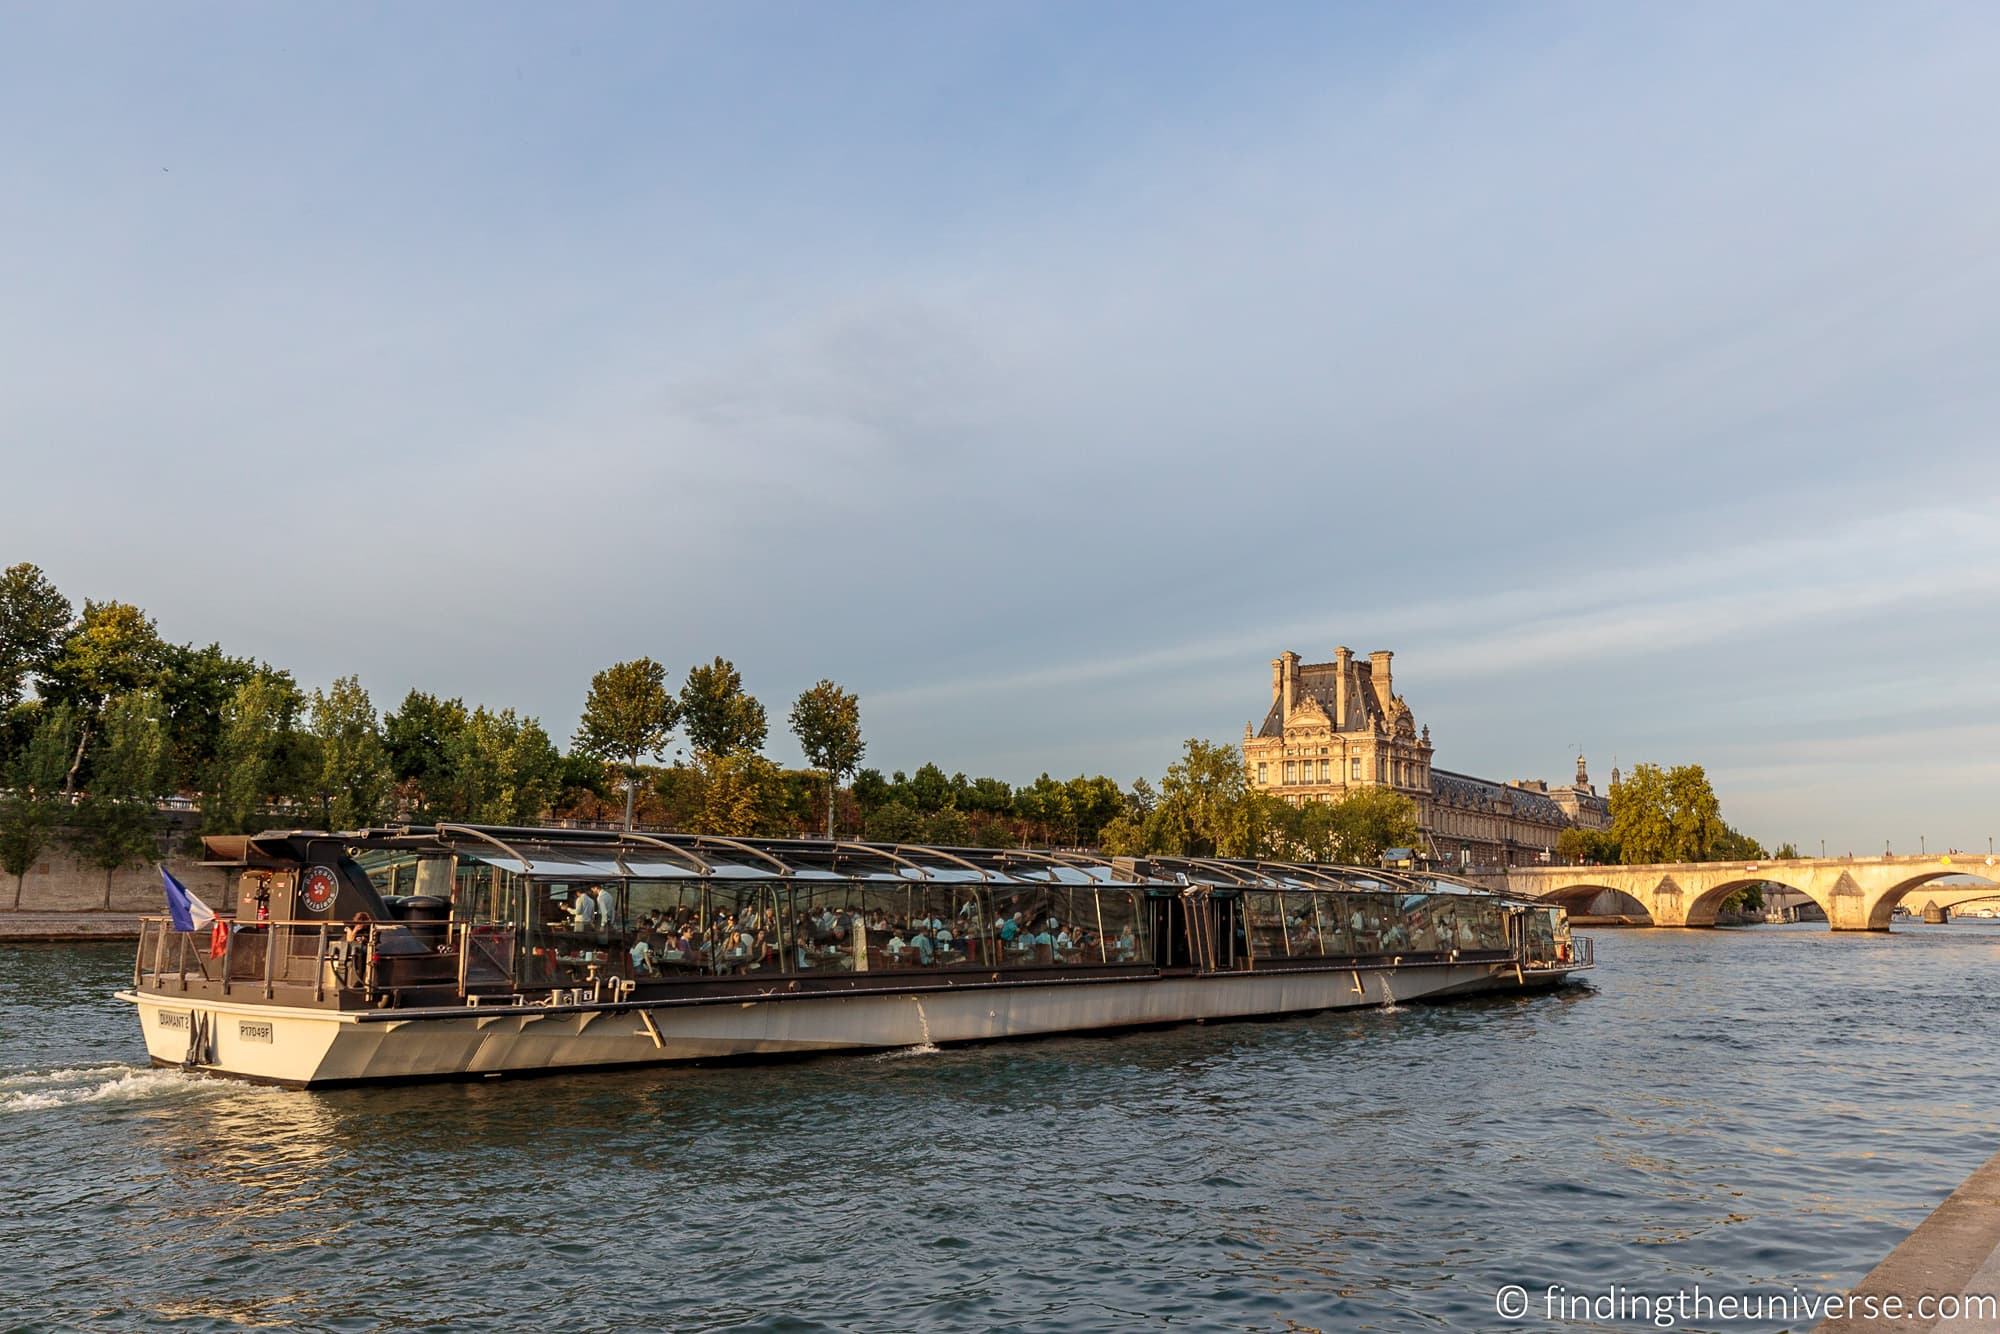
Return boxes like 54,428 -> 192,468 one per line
789,680 -> 864,838
0,563 -> 72,713
73,691 -> 168,907
42,600 -> 168,793
1324,787 -> 1421,864
1665,764 -> 1725,862
679,657 -> 767,761
573,657 -> 680,829
1150,739 -> 1250,857
383,690 -> 470,818
906,762 -> 952,814
1066,775 -> 1126,847
1097,813 -> 1146,857
202,673 -> 305,835
864,799 -> 925,844
1014,773 -> 1074,845
1556,827 -> 1621,865
693,752 -> 786,836
1608,764 -> 1675,864
308,676 -> 391,829
1607,762 -> 1736,864
439,707 -> 563,825
851,768 -> 892,814
158,642 -> 260,794
0,705 -> 75,908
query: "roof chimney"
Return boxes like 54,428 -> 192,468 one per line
1280,650 -> 1299,720
1369,650 -> 1394,710
1334,646 -> 1352,727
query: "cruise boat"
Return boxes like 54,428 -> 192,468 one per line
119,825 -> 1594,1086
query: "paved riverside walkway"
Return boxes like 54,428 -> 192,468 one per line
0,911 -> 144,942
1822,1147 -> 2000,1332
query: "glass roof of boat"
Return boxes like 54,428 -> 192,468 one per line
324,824 -> 1524,899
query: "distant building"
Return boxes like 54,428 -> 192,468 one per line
1242,646 -> 1612,868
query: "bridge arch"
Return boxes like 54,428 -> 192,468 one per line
1866,872 -> 2000,929
1539,882 -> 1652,922
1681,876 -> 1821,927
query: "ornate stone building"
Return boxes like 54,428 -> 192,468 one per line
1243,646 -> 1612,868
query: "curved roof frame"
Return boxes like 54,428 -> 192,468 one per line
692,835 -> 792,876
889,844 -> 995,883
832,842 -> 930,880
613,831 -> 714,875
435,824 -> 536,873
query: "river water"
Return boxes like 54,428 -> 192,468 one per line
4,925 -> 1998,1332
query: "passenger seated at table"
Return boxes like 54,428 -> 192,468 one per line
629,937 -> 655,974
909,927 -> 934,966
884,929 -> 908,963
1053,926 -> 1074,959
998,913 -> 1021,947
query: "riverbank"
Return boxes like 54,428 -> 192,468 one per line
1820,1146 -> 2000,1333
0,912 -> 143,942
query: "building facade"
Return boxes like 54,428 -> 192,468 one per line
1243,646 -> 1611,868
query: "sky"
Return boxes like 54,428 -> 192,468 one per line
4,2 -> 1999,853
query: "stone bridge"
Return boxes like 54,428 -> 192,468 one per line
1480,854 -> 2000,931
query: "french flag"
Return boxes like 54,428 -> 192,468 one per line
160,866 -> 217,934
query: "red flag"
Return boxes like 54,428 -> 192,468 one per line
209,919 -> 230,959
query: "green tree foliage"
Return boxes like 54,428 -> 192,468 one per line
0,563 -> 72,714
1609,762 -> 1730,863
202,673 -> 307,835
679,657 -> 767,760
1146,738 -> 1250,857
383,690 -> 470,817
1317,787 -> 1422,864
308,676 -> 391,829
43,600 -> 169,793
1556,827 -> 1622,864
1097,813 -> 1146,857
850,768 -> 891,813
693,752 -> 787,836
789,680 -> 864,838
440,707 -> 563,825
1,705 -> 75,908
864,799 -> 925,844
157,643 -> 262,793
1772,841 -> 1802,860
907,762 -> 952,814
73,691 -> 168,907
574,657 -> 681,828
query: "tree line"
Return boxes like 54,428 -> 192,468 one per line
1,562 -> 1428,908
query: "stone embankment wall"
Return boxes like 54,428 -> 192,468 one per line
3,840 -> 231,914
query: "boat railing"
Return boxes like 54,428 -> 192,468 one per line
132,915 -> 513,1005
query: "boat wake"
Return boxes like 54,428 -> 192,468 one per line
0,1064 -> 215,1113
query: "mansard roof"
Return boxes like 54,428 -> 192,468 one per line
1430,768 -> 1568,825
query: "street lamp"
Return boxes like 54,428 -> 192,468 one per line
1820,838 -> 1826,859
1922,834 -> 1927,856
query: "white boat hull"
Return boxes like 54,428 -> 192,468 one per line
121,961 -> 1571,1086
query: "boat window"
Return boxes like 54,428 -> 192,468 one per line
1243,892 -> 1289,959
1094,888 -> 1148,964
698,883 -> 783,976
791,885 -> 871,973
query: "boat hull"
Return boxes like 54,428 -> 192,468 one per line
121,961 -> 1581,1086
